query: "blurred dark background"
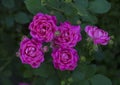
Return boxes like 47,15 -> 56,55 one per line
97,0 -> 120,84
0,0 -> 120,85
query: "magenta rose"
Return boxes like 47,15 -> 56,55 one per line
29,13 -> 57,42
85,25 -> 110,45
51,47 -> 79,71
53,22 -> 82,48
19,36 -> 44,68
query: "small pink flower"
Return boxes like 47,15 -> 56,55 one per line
29,13 -> 57,42
51,47 -> 79,71
85,25 -> 110,45
19,36 -> 44,68
53,22 -> 82,48
19,82 -> 29,85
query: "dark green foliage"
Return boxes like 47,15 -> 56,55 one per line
14,12 -> 30,24
89,0 -> 111,14
90,74 -> 112,85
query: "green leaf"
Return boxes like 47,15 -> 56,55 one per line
1,77 -> 12,85
33,63 -> 55,78
32,77 -> 46,85
2,70 -> 12,77
81,13 -> 98,24
89,0 -> 111,14
24,0 -> 42,14
54,12 -> 65,23
74,0 -> 88,9
79,80 -> 89,85
46,76 -> 60,85
90,74 -> 112,85
64,0 -> 72,3
5,16 -> 14,28
57,70 -> 70,80
67,15 -> 80,25
78,64 -> 97,78
14,12 -> 30,24
72,71 -> 85,81
46,0 -> 60,8
72,0 -> 88,16
23,70 -> 32,78
1,0 -> 15,9
61,3 -> 77,16
71,80 -> 90,85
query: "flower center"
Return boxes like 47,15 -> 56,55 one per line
61,52 -> 71,63
59,31 -> 70,42
39,27 -> 46,35
25,46 -> 36,57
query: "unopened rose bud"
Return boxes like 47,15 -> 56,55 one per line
22,35 -> 27,40
50,11 -> 54,15
61,80 -> 65,85
68,77 -> 73,82
110,35 -> 114,39
86,37 -> 92,42
81,56 -> 86,62
77,20 -> 81,24
16,52 -> 20,57
93,45 -> 98,51
42,46 -> 49,53
109,40 -> 114,45
55,31 -> 60,36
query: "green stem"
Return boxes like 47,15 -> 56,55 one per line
94,44 -> 99,51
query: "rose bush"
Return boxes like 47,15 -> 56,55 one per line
1,0 -> 119,85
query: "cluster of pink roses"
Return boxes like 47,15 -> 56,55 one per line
19,13 -> 110,71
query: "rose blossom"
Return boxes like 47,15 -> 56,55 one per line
85,25 -> 110,45
51,47 -> 79,71
29,13 -> 57,42
19,36 -> 44,68
53,22 -> 82,48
